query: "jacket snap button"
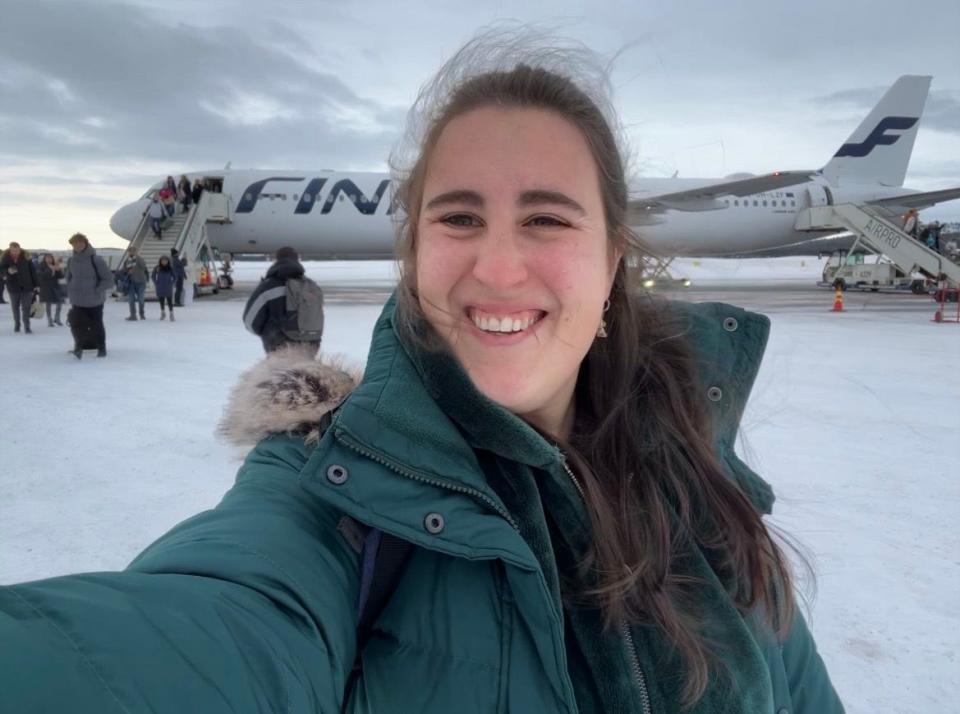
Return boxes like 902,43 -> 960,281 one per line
777,708 -> 789,714
326,464 -> 349,485
707,386 -> 723,402
723,316 -> 739,332
424,513 -> 445,534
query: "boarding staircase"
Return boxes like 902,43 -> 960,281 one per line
121,192 -> 232,299
795,203 -> 960,287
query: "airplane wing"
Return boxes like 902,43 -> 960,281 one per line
866,186 -> 960,210
628,170 -> 816,218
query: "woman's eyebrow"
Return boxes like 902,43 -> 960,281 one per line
424,189 -> 484,210
517,189 -> 585,216
424,188 -> 586,215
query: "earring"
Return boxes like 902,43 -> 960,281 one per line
597,298 -> 610,338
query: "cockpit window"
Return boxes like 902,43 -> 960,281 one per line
140,181 -> 165,200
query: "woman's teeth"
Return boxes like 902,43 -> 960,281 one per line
469,310 -> 543,334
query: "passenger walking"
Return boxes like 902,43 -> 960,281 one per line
170,248 -> 187,306
242,246 -> 324,356
191,179 -> 203,205
152,256 -> 177,321
145,196 -> 165,238
928,220 -> 942,253
902,208 -> 919,238
118,247 -> 149,321
159,184 -> 176,218
64,232 -> 110,358
178,175 -> 192,213
0,241 -> 38,333
38,253 -> 65,326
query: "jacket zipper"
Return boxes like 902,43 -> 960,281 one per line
334,428 -> 519,530
620,620 -> 652,714
561,458 -> 652,714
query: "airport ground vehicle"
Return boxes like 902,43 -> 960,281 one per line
819,252 -> 928,294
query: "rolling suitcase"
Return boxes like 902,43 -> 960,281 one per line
67,307 -> 99,351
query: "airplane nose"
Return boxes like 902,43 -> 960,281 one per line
110,201 -> 147,240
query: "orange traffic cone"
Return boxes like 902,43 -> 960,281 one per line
831,286 -> 845,312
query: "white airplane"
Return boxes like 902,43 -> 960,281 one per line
110,75 -> 959,259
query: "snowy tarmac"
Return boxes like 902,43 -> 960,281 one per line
1,257 -> 957,713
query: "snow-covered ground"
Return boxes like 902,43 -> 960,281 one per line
1,257 -> 957,713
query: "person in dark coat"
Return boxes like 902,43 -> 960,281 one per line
38,253 -> 65,327
65,233 -> 111,358
191,180 -> 203,205
178,175 -> 192,213
242,247 -> 322,355
152,256 -> 177,321
170,248 -> 187,306
0,241 -> 38,333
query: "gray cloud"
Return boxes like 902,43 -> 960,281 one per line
924,93 -> 960,134
813,85 -> 960,135
0,0 -> 404,170
0,190 -> 123,208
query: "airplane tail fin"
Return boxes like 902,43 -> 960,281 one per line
820,75 -> 931,187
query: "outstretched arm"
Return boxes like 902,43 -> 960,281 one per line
0,435 -> 360,713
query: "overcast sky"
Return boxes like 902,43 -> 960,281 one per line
1,0 -> 958,250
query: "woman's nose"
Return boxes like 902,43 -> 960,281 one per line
471,230 -> 528,289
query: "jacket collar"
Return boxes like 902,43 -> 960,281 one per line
330,293 -> 773,511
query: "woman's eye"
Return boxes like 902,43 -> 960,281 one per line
525,215 -> 568,228
442,213 -> 482,228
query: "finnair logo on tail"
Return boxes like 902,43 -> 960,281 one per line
834,116 -> 919,158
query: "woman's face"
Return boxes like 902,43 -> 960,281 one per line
416,106 -> 620,435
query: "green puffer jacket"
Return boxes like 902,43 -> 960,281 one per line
0,296 -> 844,713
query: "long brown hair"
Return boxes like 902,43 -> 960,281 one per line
390,29 -> 795,704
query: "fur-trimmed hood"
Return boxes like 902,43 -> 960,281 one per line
219,346 -> 361,447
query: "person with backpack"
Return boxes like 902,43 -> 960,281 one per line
38,253 -> 65,327
64,232 -> 110,358
928,220 -> 942,253
152,255 -> 177,321
0,241 -> 38,333
242,246 -> 324,356
117,247 -> 149,321
0,32 -> 843,714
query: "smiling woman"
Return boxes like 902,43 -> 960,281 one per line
414,105 -> 616,435
0,26 -> 843,714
